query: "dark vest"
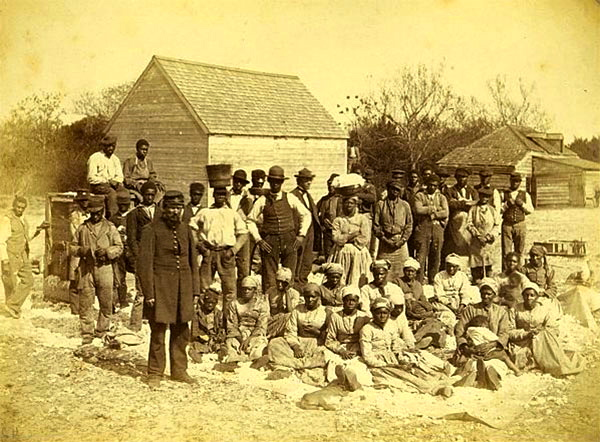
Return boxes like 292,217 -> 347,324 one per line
503,190 -> 526,224
261,192 -> 295,235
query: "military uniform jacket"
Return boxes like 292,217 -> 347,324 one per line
138,217 -> 200,324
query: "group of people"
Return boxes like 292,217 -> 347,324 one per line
0,134 -> 586,393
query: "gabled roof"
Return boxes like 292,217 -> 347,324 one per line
114,55 -> 347,139
438,125 -> 575,167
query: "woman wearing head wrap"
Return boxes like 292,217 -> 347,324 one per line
267,283 -> 330,370
432,254 -> 472,314
319,262 -> 345,309
328,195 -> 372,287
507,282 -> 583,377
359,298 -> 453,396
359,260 -> 406,313
265,267 -> 301,338
323,286 -> 372,389
452,278 -> 513,390
522,245 -> 557,298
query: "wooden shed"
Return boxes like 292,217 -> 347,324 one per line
436,125 -> 598,207
105,56 -> 348,200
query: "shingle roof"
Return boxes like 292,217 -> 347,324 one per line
152,56 -> 347,139
438,125 -> 575,167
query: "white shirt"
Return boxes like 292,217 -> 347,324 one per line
502,190 -> 534,215
190,205 -> 248,249
87,151 -> 123,185
246,192 -> 311,241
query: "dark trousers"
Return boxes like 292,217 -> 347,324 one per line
113,257 -> 128,308
147,320 -> 189,377
90,183 -> 121,218
413,222 -> 444,284
261,231 -> 297,292
129,274 -> 144,332
235,242 -> 250,288
200,249 -> 237,307
295,226 -> 314,287
501,221 -> 526,268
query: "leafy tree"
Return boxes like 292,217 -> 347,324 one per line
568,136 -> 600,163
72,81 -> 134,119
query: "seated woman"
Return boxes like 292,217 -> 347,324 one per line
522,245 -> 558,299
267,283 -> 330,370
387,291 -> 416,348
324,286 -> 371,389
359,297 -> 453,396
509,282 -> 584,377
395,258 -> 448,349
359,260 -> 405,312
328,195 -> 372,287
189,289 -> 225,363
225,277 -> 269,362
320,263 -> 345,309
453,278 -> 513,390
432,253 -> 472,316
265,267 -> 301,338
495,252 -> 529,304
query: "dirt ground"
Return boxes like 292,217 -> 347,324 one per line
0,202 -> 599,441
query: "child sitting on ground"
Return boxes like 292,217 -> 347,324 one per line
466,315 -> 522,376
188,289 -> 226,363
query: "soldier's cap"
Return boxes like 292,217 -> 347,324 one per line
455,167 -> 470,177
99,134 -> 117,146
391,168 -> 406,177
162,190 -> 185,207
88,195 -> 105,212
479,167 -> 493,177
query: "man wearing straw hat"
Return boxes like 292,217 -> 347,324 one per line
247,166 -> 311,292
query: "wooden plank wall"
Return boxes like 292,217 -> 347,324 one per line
584,171 -> 600,204
108,63 -> 209,202
535,175 -> 570,207
208,135 -> 347,200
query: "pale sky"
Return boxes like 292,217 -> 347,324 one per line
1,0 -> 598,142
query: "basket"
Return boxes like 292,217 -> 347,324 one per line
337,185 -> 361,197
206,164 -> 232,188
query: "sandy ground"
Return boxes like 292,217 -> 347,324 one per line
0,201 -> 599,441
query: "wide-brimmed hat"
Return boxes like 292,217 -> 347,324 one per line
267,165 -> 288,181
232,169 -> 249,184
88,195 -> 105,212
294,168 -> 315,180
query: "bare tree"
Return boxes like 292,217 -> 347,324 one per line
487,75 -> 551,130
72,81 -> 134,119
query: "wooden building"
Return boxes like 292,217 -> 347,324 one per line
105,56 -> 348,200
437,125 -> 600,207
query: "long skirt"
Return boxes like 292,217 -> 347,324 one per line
267,336 -> 326,369
329,243 -> 372,287
377,242 -> 409,282
267,313 -> 292,339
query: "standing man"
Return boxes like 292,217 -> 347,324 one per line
68,190 -> 90,315
229,169 -> 252,283
317,173 -> 342,260
474,168 -> 501,216
190,186 -> 248,312
122,139 -> 164,201
71,196 -> 123,344
138,191 -> 200,388
0,196 -> 47,319
501,172 -> 534,267
291,168 -> 320,287
87,134 -> 123,218
247,166 -> 311,292
109,189 -> 132,311
182,183 -> 205,224
373,180 -> 413,281
412,175 -> 449,283
126,181 -> 161,331
442,168 -> 478,262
